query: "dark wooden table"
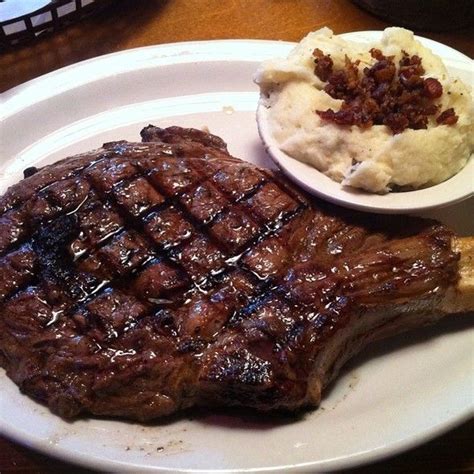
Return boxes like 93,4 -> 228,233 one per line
1,0 -> 473,472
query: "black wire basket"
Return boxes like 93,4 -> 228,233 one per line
0,0 -> 114,49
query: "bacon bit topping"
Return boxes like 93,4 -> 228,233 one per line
436,108 -> 459,125
313,49 -> 458,134
313,48 -> 333,82
423,78 -> 443,99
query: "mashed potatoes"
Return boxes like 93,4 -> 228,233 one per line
255,27 -> 473,193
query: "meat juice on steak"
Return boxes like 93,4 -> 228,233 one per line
0,126 -> 461,420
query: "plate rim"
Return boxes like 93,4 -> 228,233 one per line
1,38 -> 296,118
1,35 -> 473,473
1,403 -> 473,472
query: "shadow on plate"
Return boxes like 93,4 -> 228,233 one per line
328,312 -> 474,397
249,138 -> 275,169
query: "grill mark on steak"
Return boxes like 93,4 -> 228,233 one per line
0,126 -> 466,421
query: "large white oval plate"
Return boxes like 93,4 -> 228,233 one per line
1,36 -> 473,473
256,31 -> 474,214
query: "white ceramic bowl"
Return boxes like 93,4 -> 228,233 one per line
256,32 -> 474,214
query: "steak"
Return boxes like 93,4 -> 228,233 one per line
0,125 -> 472,421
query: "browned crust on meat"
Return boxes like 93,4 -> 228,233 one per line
0,126 -> 467,421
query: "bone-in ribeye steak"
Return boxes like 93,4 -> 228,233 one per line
0,126 -> 471,420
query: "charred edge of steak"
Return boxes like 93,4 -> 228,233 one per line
141,125 -> 229,153
23,167 -> 39,179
